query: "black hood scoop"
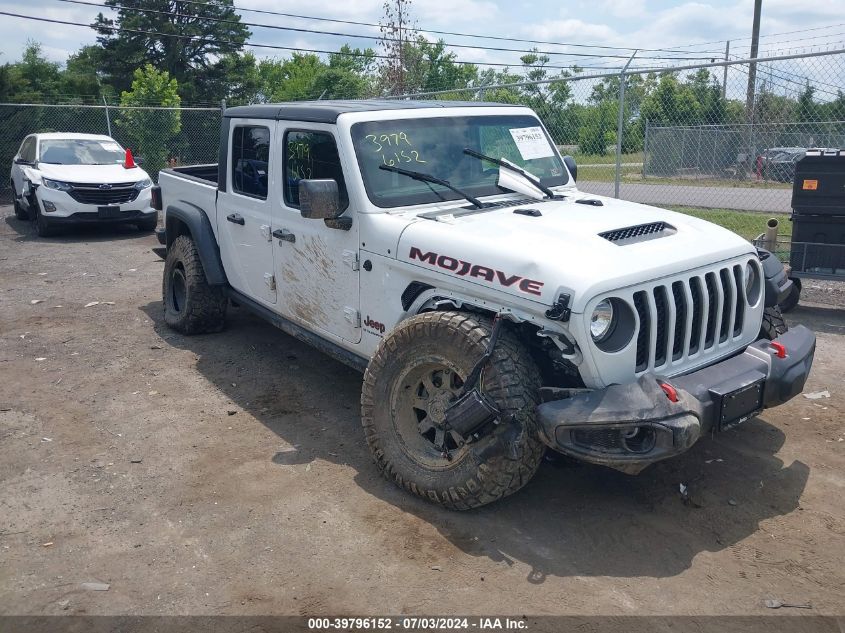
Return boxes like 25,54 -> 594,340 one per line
599,221 -> 676,245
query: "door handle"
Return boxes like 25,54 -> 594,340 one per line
272,228 -> 296,243
226,213 -> 245,225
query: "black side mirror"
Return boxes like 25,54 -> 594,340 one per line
299,179 -> 341,220
563,155 -> 577,182
14,157 -> 33,166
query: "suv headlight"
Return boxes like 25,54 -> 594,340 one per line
590,299 -> 615,342
134,178 -> 153,190
42,178 -> 73,192
745,261 -> 761,304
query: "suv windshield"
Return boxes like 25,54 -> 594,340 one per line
351,114 -> 568,207
39,139 -> 125,165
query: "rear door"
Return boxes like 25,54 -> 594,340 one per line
216,120 -> 278,305
272,126 -> 361,344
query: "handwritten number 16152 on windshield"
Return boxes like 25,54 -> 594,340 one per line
365,132 -> 426,166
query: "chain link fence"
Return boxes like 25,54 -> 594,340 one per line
1,49 -> 843,215
388,48 -> 845,214
0,104 -> 220,203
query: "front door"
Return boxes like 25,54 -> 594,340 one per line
11,135 -> 36,196
273,126 -> 361,344
217,120 -> 278,305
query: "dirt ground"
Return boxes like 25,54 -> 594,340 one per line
1,207 -> 843,619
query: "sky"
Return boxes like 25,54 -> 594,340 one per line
0,0 -> 843,95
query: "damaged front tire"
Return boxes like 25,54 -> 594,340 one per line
360,311 -> 545,510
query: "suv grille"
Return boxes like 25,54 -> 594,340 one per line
633,263 -> 749,374
66,182 -> 139,206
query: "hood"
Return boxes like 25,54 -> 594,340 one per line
395,194 -> 756,312
31,162 -> 150,184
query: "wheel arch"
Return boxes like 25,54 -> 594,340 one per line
401,283 -> 583,388
165,203 -> 228,286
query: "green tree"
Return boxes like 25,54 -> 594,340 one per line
93,0 -> 249,102
3,41 -> 62,102
116,64 -> 181,176
796,83 -> 817,122
257,53 -> 325,102
256,46 -> 377,102
200,52 -> 261,105
402,37 -> 477,95
61,46 -> 111,104
578,100 -> 617,155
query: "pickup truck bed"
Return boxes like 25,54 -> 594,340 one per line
166,164 -> 219,185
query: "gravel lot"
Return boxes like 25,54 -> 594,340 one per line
1,207 -> 843,618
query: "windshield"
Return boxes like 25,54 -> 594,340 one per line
351,114 -> 568,208
38,139 -> 125,165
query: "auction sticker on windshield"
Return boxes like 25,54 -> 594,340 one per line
509,126 -> 554,160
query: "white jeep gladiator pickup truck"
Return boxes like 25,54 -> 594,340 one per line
155,100 -> 815,510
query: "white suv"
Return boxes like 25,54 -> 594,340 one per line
9,132 -> 157,236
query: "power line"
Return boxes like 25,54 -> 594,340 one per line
65,0 -> 720,62
645,22 -> 845,54
730,61 -> 841,99
0,10 -> 623,71
97,0 -> 719,56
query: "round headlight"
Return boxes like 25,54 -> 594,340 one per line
745,261 -> 759,302
590,299 -> 615,342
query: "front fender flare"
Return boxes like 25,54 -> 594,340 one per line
165,203 -> 228,286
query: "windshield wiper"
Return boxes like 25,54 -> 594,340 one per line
463,148 -> 557,199
379,164 -> 483,209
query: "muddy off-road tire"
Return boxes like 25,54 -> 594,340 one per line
760,304 -> 788,340
361,311 -> 545,510
162,235 -> 227,334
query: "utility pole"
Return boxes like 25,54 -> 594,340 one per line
744,0 -> 762,176
721,40 -> 730,99
745,0 -> 762,120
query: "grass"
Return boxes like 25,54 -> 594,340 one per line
577,168 -> 792,189
570,151 -> 643,165
667,206 -> 792,241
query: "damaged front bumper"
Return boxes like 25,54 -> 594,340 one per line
536,326 -> 816,474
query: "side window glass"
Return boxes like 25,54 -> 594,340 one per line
284,130 -> 349,210
231,126 -> 270,199
21,138 -> 35,162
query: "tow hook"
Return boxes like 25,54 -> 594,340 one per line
545,293 -> 572,322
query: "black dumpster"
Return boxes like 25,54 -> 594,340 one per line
790,148 -> 845,275
791,148 -> 845,217
789,215 -> 845,274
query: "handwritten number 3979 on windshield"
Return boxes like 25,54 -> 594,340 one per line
365,133 -> 426,166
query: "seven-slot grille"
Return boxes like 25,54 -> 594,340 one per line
633,263 -> 749,373
66,182 -> 139,206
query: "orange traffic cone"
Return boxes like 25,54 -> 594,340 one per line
124,148 -> 136,169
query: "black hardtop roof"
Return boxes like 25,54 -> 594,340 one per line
223,100 -> 519,123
